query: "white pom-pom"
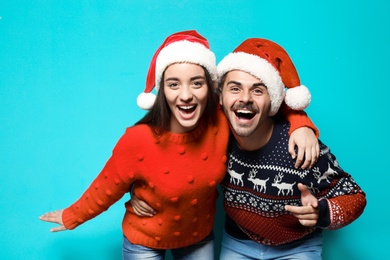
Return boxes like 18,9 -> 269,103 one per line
284,85 -> 311,110
137,92 -> 156,110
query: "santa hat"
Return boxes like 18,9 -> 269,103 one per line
217,38 -> 311,116
137,30 -> 217,110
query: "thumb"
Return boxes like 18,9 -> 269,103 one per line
298,183 -> 318,207
51,225 -> 67,232
297,183 -> 311,196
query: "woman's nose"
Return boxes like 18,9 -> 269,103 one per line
179,86 -> 193,101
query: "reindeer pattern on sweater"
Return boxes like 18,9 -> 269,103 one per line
221,119 -> 366,245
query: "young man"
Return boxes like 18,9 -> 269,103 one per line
217,38 -> 366,259
130,37 -> 366,259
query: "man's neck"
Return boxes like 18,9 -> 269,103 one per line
232,118 -> 274,151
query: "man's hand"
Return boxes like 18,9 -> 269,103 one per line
285,183 -> 319,227
130,195 -> 156,217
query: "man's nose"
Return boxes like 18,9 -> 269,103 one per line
239,89 -> 252,103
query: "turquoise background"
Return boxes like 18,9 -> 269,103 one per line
1,0 -> 388,259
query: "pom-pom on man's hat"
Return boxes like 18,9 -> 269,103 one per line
137,30 -> 217,110
217,38 -> 311,116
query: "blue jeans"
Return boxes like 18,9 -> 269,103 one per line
122,232 -> 215,260
219,230 -> 322,260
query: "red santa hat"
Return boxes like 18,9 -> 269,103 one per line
137,30 -> 217,110
217,38 -> 311,116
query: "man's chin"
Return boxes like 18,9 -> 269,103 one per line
231,126 -> 254,138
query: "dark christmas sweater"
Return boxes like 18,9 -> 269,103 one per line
221,119 -> 366,246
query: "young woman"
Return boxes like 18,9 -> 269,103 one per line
39,30 -> 319,260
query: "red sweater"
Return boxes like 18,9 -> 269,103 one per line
62,107 -> 317,249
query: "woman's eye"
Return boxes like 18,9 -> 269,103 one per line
168,82 -> 178,88
192,81 -> 204,87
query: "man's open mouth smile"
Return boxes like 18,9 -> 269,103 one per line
235,109 -> 255,120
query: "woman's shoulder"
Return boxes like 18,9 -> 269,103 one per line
125,123 -> 151,133
114,124 -> 155,149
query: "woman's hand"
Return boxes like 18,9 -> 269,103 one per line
39,209 -> 67,232
289,127 -> 320,169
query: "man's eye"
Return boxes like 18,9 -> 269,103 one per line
253,89 -> 263,95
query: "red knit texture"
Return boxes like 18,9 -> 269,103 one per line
61,106 -> 316,249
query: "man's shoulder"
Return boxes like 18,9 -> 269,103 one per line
272,117 -> 291,132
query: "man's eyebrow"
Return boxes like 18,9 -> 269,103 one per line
226,81 -> 267,88
226,80 -> 242,85
253,82 -> 267,88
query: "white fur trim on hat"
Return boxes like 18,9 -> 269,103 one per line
217,52 -> 284,116
284,85 -> 311,110
137,92 -> 156,110
155,40 -> 217,92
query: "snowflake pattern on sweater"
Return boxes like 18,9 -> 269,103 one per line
221,119 -> 366,246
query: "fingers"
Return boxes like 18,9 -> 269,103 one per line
313,142 -> 320,167
289,127 -> 320,169
130,197 -> 156,217
297,183 -> 311,196
51,225 -> 67,232
285,184 -> 319,227
294,143 -> 319,169
306,143 -> 319,169
132,204 -> 155,217
39,210 -> 63,224
294,146 -> 305,169
138,201 -> 156,213
297,183 -> 318,208
285,204 -> 315,215
300,145 -> 316,169
292,212 -> 318,227
284,205 -> 319,227
298,219 -> 317,227
288,138 -> 297,159
39,209 -> 67,232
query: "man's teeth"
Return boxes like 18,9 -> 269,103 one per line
237,110 -> 253,114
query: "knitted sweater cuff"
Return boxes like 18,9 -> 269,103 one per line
62,207 -> 80,230
317,199 -> 331,228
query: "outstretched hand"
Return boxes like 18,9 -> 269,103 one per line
285,183 -> 319,227
39,209 -> 67,232
288,127 -> 320,169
